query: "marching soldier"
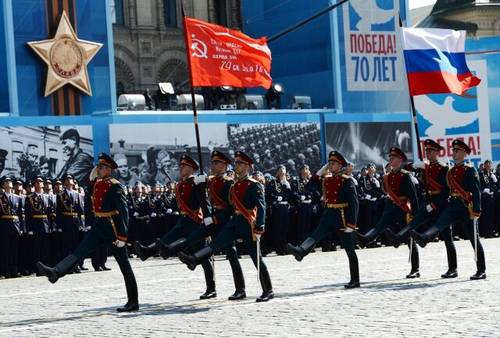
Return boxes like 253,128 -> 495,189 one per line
286,151 -> 360,288
356,147 -> 420,279
134,154 -> 217,299
411,140 -> 486,280
0,176 -> 23,278
38,153 -> 139,312
25,175 -> 51,274
180,151 -> 246,300
178,151 -> 274,302
385,140 -> 457,278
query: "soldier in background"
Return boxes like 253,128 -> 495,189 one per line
478,160 -> 496,238
0,177 -> 23,278
290,165 -> 320,245
265,165 -> 291,255
56,174 -> 83,273
25,175 -> 51,274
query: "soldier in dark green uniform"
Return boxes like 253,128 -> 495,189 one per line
356,147 -> 420,278
134,154 -> 217,299
286,151 -> 360,288
178,151 -> 274,302
411,139 -> 486,280
385,139 -> 458,278
37,153 -> 139,312
186,151 -> 246,300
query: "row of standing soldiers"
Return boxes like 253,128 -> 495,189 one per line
0,174 -> 112,279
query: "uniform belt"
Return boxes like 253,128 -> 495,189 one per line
213,206 -> 226,210
427,190 -> 441,195
32,215 -> 48,219
61,212 -> 78,217
234,211 -> 243,215
301,200 -> 312,204
326,203 -> 348,209
94,210 -> 119,218
0,215 -> 19,220
450,193 -> 461,198
399,196 -> 408,201
276,201 -> 288,205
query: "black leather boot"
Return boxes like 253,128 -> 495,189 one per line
228,248 -> 246,300
441,270 -> 458,279
133,241 -> 158,261
199,259 -> 216,300
286,237 -> 316,262
256,269 -> 274,302
117,264 -> 139,312
470,271 -> 486,280
156,238 -> 187,259
178,246 -> 213,271
355,229 -> 377,248
37,255 -> 79,284
344,255 -> 360,289
411,226 -> 438,248
406,270 -> 420,279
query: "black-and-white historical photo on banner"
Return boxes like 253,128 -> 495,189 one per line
0,126 -> 94,186
326,122 -> 413,169
227,123 -> 321,177
109,123 -> 228,186
109,122 -> 321,186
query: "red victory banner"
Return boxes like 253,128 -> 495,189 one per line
183,17 -> 272,89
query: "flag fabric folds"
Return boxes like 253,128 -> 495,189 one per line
183,17 -> 272,89
401,28 -> 480,96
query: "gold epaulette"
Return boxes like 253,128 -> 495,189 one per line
108,178 -> 120,185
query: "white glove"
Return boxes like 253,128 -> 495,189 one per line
316,163 -> 329,176
300,195 -> 306,201
472,216 -> 480,223
193,174 -> 207,185
166,209 -> 173,214
203,217 -> 214,226
114,240 -> 126,248
426,204 -> 434,213
483,188 -> 491,194
89,166 -> 98,181
151,212 -> 157,218
410,175 -> 419,185
133,212 -> 139,217
28,231 -> 34,235
277,196 -> 283,202
412,161 -> 426,169
365,194 -> 372,200
86,226 -> 91,231
373,180 -> 380,188
491,174 -> 497,183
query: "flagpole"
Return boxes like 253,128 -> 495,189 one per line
267,0 -> 350,43
399,15 -> 424,162
181,3 -> 204,174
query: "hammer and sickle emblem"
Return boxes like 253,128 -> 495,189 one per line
191,35 -> 208,59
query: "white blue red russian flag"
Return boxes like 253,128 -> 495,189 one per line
401,28 -> 480,96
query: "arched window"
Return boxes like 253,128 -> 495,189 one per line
112,0 -> 125,25
164,0 -> 177,27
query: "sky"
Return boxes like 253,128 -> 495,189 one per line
409,0 -> 437,9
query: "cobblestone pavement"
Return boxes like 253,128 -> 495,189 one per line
1,238 -> 500,337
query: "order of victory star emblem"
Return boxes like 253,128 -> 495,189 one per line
28,11 -> 103,97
